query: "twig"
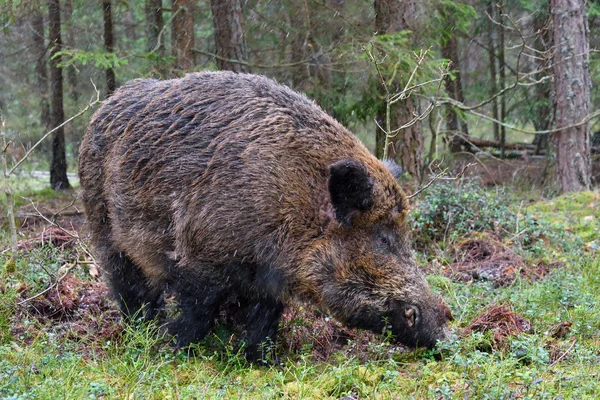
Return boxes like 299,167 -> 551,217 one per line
151,7 -> 182,54
16,265 -> 73,306
24,197 -> 97,264
439,98 -> 600,136
407,161 -> 475,199
193,48 -> 320,69
9,80 -> 101,175
550,338 -> 577,367
49,198 -> 77,220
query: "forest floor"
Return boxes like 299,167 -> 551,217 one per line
0,176 -> 599,399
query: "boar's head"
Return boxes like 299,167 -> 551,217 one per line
308,159 -> 452,349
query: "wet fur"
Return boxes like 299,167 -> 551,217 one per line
79,71 -> 450,362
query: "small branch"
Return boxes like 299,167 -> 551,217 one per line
24,197 -> 97,264
389,48 -> 430,105
16,265 -> 73,306
550,338 -> 577,367
151,7 -> 182,54
9,81 -> 101,175
193,48 -> 313,69
437,96 -> 600,136
407,161 -> 475,200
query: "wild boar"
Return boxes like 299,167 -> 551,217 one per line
78,71 -> 452,362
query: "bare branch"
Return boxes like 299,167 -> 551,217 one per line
407,161 -> 475,200
9,80 -> 101,175
16,265 -> 73,306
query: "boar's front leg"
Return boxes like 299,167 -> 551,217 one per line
169,265 -> 229,348
243,295 -> 284,365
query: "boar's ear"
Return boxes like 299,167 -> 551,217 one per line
329,159 -> 374,226
382,159 -> 402,179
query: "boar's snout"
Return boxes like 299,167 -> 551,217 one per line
388,299 -> 453,349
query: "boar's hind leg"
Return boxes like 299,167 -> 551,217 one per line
168,268 -> 228,348
243,295 -> 284,364
102,248 -> 164,320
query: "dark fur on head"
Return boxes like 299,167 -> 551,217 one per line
78,71 -> 451,363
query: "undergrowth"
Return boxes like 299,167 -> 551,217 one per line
0,181 -> 599,399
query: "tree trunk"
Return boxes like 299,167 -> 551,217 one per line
531,11 -> 552,154
103,0 -> 116,96
498,2 -> 507,158
63,0 -> 79,102
31,10 -> 51,131
374,0 -> 423,180
48,0 -> 70,190
210,0 -> 248,73
440,5 -> 470,153
288,1 -> 310,89
172,0 -> 195,71
486,1 -> 500,142
145,0 -> 163,52
550,0 -> 591,192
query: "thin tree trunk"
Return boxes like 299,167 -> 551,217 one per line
531,11 -> 552,154
103,0 -> 116,96
498,2 -> 507,159
440,6 -> 469,153
49,0 -> 70,190
145,0 -> 163,52
486,1 -> 499,142
63,0 -> 79,102
550,0 -> 591,192
31,10 -> 51,131
288,0 -> 310,89
172,0 -> 195,71
374,0 -> 423,180
210,0 -> 248,73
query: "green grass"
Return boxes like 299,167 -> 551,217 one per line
1,187 -> 599,399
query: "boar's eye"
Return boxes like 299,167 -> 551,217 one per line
375,233 -> 394,251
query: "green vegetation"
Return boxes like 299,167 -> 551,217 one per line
1,182 -> 598,399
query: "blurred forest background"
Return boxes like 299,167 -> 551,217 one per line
0,0 -> 599,192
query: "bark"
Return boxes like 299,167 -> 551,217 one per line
439,5 -> 470,153
550,0 -> 591,192
63,0 -> 79,102
48,0 -> 70,190
288,1 -> 310,89
31,10 -> 51,130
172,0 -> 195,71
486,1 -> 499,142
211,0 -> 248,73
145,0 -> 163,52
531,11 -> 552,154
374,0 -> 423,180
498,2 -> 507,158
103,0 -> 116,96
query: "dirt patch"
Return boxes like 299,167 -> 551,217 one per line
446,233 -> 524,286
445,233 -> 562,286
279,305 -> 406,362
17,274 -> 122,346
463,303 -> 532,348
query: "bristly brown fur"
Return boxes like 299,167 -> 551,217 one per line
79,71 -> 451,363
